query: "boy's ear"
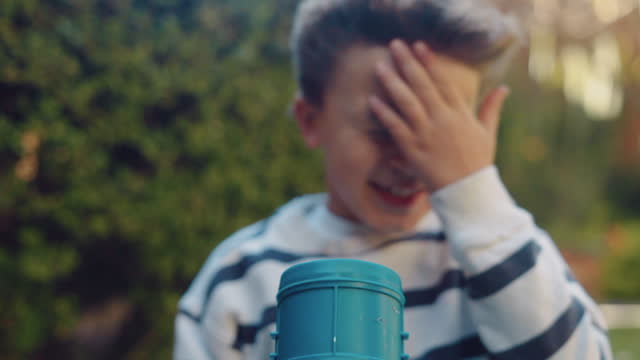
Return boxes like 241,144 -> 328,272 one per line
293,93 -> 322,148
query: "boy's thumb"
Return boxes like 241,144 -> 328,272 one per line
478,86 -> 510,134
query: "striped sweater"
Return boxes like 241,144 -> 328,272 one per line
174,167 -> 612,359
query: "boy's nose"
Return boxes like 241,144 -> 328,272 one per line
385,148 -> 415,177
388,154 -> 408,169
385,144 -> 409,167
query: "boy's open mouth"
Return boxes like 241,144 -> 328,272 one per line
369,181 -> 425,207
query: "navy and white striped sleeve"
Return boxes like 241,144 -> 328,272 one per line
172,222 -> 273,360
174,310 -> 240,360
431,166 -> 612,360
173,248 -> 246,360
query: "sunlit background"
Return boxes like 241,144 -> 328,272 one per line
1,0 -> 639,359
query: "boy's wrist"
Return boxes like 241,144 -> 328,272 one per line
430,165 -> 522,246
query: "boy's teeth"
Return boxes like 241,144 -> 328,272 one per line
387,186 -> 415,196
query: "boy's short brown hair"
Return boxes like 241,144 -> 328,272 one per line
290,0 -> 523,106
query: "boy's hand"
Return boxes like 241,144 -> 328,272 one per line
369,39 -> 510,193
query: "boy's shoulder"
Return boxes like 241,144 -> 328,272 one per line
182,194 -> 325,287
178,193 -> 326,319
211,193 -> 325,260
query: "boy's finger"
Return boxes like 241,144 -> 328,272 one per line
389,39 -> 444,116
376,62 -> 428,132
478,86 -> 510,134
414,42 -> 465,109
369,95 -> 416,151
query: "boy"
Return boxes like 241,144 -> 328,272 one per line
174,0 -> 612,358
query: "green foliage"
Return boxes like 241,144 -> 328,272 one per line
1,0 -> 318,358
1,0 -> 638,358
610,329 -> 640,359
497,75 -> 617,251
603,222 -> 640,300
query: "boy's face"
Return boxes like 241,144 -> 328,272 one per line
295,43 -> 481,233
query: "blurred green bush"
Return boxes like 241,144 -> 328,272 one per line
603,221 -> 640,300
0,0 -> 638,358
0,0 -> 319,358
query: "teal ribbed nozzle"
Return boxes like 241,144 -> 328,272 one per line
271,259 -> 410,360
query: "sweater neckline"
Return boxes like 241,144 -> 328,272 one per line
306,194 -> 441,255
